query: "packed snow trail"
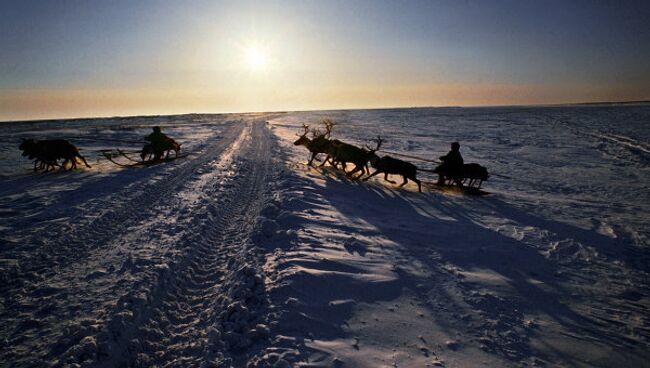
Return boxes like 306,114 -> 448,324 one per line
0,118 -> 279,367
92,120 -> 275,367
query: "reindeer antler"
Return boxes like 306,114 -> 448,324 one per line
296,123 -> 310,137
323,119 -> 337,138
366,135 -> 383,152
310,127 -> 323,138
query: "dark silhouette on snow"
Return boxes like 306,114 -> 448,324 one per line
293,120 -> 377,179
434,142 -> 464,186
364,138 -> 422,192
142,126 -> 181,161
325,136 -> 381,179
325,141 -> 368,178
293,121 -> 337,166
459,163 -> 489,188
19,138 -> 91,172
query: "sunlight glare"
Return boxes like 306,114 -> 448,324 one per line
245,45 -> 268,71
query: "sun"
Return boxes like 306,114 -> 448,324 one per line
244,45 -> 268,71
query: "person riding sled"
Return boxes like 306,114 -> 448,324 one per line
435,141 -> 464,186
144,126 -> 171,161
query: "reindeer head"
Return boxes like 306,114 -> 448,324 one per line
365,136 -> 383,153
293,124 -> 311,146
19,138 -> 36,156
366,136 -> 383,166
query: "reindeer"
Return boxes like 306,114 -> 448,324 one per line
19,144 -> 60,172
460,163 -> 489,188
364,139 -> 421,192
326,136 -> 381,179
140,137 -> 181,161
19,139 -> 91,171
293,121 -> 337,166
436,163 -> 489,189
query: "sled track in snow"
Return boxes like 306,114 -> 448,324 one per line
1,121 -> 242,288
92,120 -> 274,367
594,132 -> 650,155
0,120 -> 276,367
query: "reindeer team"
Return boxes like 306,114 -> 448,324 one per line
18,126 -> 181,172
19,138 -> 91,172
294,120 -> 488,192
17,119 -> 487,191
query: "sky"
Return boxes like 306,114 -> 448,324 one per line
1,0 -> 649,121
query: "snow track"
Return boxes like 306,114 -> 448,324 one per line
1,119 -> 277,367
593,132 -> 650,155
3,106 -> 650,368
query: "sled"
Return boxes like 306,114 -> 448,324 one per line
423,181 -> 490,196
101,149 -> 187,167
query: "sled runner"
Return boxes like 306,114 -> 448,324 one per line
424,181 -> 490,196
101,149 -> 187,167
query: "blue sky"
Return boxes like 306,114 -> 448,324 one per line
1,0 -> 649,120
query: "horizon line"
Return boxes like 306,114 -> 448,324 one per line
2,99 -> 649,124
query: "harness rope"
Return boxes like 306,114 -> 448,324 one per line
377,150 -> 441,164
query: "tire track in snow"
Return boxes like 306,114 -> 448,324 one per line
0,121 -> 250,366
1,121 -> 241,286
86,121 -> 274,367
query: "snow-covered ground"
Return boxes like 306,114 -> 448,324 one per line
1,106 -> 649,367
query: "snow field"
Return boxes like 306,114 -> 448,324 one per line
1,106 -> 649,367
1,117 -> 287,367
262,107 -> 650,367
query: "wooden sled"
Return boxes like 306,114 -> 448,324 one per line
102,149 -> 187,167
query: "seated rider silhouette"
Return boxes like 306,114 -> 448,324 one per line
144,126 -> 170,161
435,142 -> 464,186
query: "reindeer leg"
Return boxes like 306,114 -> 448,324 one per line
384,173 -> 396,184
318,155 -> 330,167
362,170 -> 381,181
307,152 -> 317,166
347,165 -> 362,178
334,159 -> 343,169
412,177 -> 422,192
358,165 -> 367,179
399,176 -> 408,187
79,155 -> 92,168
